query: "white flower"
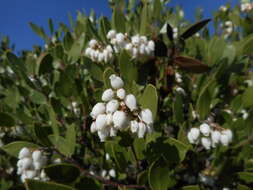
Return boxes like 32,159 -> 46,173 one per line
90,122 -> 97,133
211,130 -> 221,147
107,30 -> 116,39
102,89 -> 114,102
110,127 -> 117,137
140,109 -> 153,125
89,39 -> 98,48
138,122 -> 146,138
96,114 -> 108,130
201,137 -> 211,150
98,128 -> 110,142
130,120 -> 139,133
32,150 -> 42,162
116,33 -> 125,44
109,74 -> 124,89
199,123 -> 211,136
19,147 -> 31,159
190,128 -> 200,141
106,99 -> 119,113
131,35 -> 140,45
109,169 -> 116,178
90,103 -> 106,119
225,21 -> 233,27
25,170 -> 37,179
220,129 -> 233,146
125,94 -> 137,111
117,88 -> 126,99
106,113 -> 113,125
147,40 -> 155,51
21,157 -> 33,170
34,161 -> 43,170
112,111 -> 128,129
125,43 -> 133,51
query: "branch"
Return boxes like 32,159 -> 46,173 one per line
53,149 -> 150,190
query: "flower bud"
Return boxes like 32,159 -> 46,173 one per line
110,127 -> 117,137
200,123 -> 211,136
148,41 -> 155,51
106,114 -> 113,125
107,30 -> 116,39
187,132 -> 195,144
102,89 -> 114,102
90,103 -> 106,119
90,122 -> 97,133
211,130 -> 221,147
32,150 -> 42,162
40,170 -> 47,179
112,111 -> 128,129
131,35 -> 140,45
89,39 -> 98,48
130,120 -> 139,133
201,137 -> 211,150
98,128 -> 110,142
140,109 -> 153,125
25,170 -> 37,179
34,161 -> 43,170
116,33 -> 125,44
138,122 -> 146,138
19,147 -> 31,159
190,128 -> 200,141
109,169 -> 116,178
117,88 -> 126,99
109,75 -> 124,89
96,114 -> 108,130
220,129 -> 233,146
106,99 -> 119,113
125,94 -> 137,111
22,157 -> 33,170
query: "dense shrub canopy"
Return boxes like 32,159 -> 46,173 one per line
1,0 -> 253,190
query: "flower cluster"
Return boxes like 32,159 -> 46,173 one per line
107,30 -> 155,58
90,74 -> 154,142
17,147 -> 49,182
241,2 -> 253,12
84,30 -> 155,63
85,39 -> 113,62
187,123 -> 233,150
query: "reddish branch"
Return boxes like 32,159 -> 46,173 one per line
53,149 -> 149,190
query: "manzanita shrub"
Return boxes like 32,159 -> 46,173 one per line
1,0 -> 253,189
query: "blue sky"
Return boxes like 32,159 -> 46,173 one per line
0,0 -> 238,52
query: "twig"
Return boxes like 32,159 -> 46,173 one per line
53,148 -> 150,190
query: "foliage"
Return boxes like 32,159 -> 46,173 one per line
0,0 -> 253,190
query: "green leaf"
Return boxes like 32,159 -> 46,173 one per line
38,53 -> 54,76
0,112 -> 15,127
242,87 -> 253,108
34,126 -> 52,146
46,104 -> 60,137
65,124 -> 76,156
55,71 -> 76,98
103,67 -> 115,88
133,138 -> 146,160
182,185 -> 200,190
68,34 -> 85,62
180,19 -> 211,40
63,32 -> 74,51
44,164 -> 80,183
75,177 -> 101,190
112,8 -> 126,33
119,51 -> 137,83
25,179 -> 76,190
49,135 -> 73,157
196,79 -> 213,120
148,161 -> 171,190
139,84 -> 158,119
172,92 -> 184,124
237,184 -> 250,190
30,90 -> 47,104
87,61 -> 104,82
48,18 -> 54,34
99,16 -> 111,42
140,2 -> 148,35
238,172 -> 253,183
29,23 -> 48,40
167,138 -> 189,162
1,141 -> 39,157
242,35 -> 253,54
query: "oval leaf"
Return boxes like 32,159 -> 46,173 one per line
0,112 -> 15,127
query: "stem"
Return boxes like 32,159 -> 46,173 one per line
131,144 -> 140,170
54,149 -> 149,190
